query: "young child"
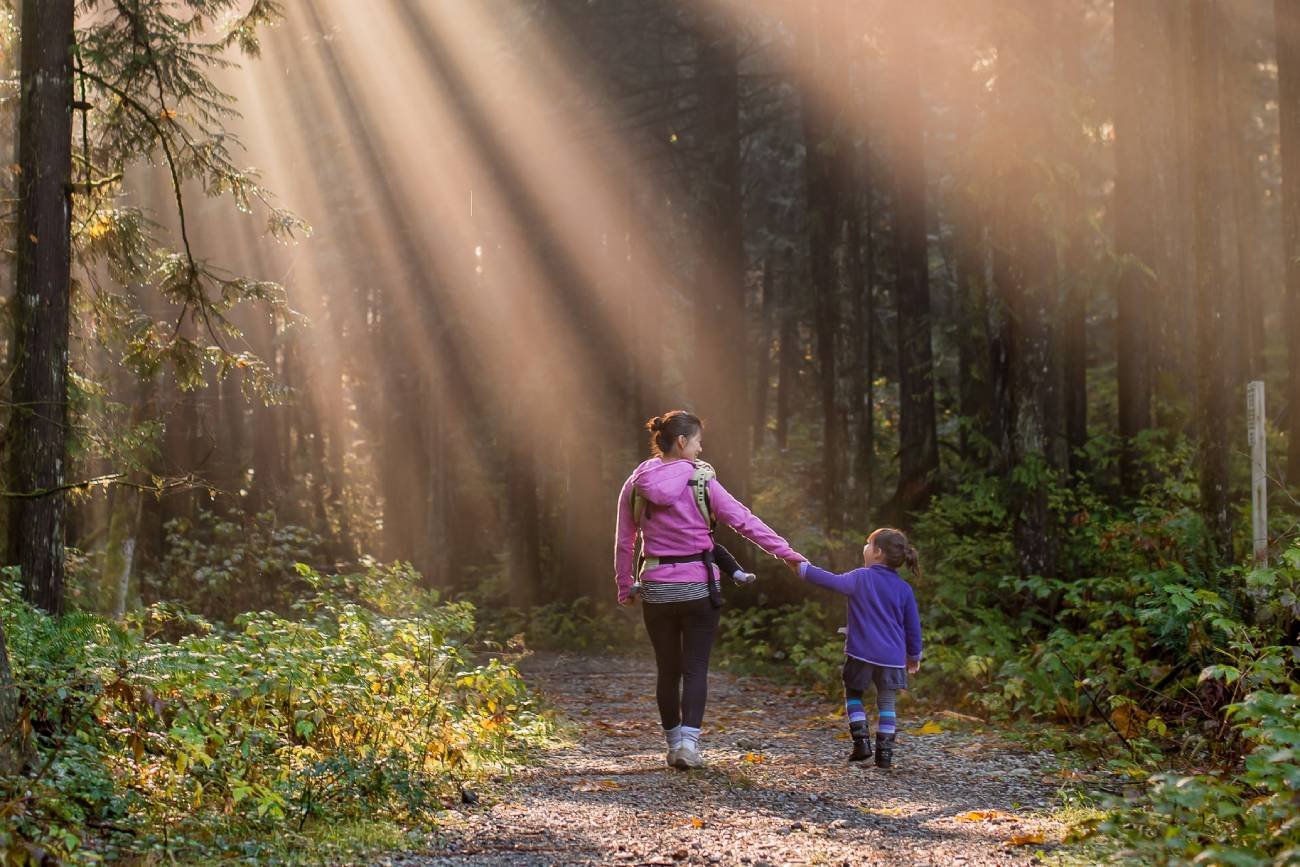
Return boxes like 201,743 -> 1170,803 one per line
796,528 -> 923,768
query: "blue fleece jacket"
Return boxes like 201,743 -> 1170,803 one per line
799,562 -> 923,668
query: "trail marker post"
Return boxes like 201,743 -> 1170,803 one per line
1248,380 -> 1268,565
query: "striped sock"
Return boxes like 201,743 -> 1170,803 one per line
877,688 -> 898,735
846,695 -> 869,739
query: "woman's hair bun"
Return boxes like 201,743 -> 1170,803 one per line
647,415 -> 664,432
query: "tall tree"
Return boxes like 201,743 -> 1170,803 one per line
1277,0 -> 1300,480
6,0 -> 75,613
692,13 -> 750,499
1057,2 -> 1090,478
774,251 -> 800,451
1190,0 -> 1234,560
800,0 -> 848,529
751,259 -> 776,452
888,2 -> 939,520
1113,0 -> 1165,494
993,0 -> 1061,578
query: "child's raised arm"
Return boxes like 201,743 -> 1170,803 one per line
797,561 -> 859,596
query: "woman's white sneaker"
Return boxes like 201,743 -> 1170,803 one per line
672,745 -> 704,769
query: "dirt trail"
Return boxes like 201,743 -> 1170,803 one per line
394,653 -> 1068,866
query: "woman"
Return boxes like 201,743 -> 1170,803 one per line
614,410 -> 804,769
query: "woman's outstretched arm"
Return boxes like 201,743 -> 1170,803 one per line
708,478 -> 804,563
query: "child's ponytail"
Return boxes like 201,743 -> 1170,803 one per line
871,528 -> 922,579
903,544 -> 923,581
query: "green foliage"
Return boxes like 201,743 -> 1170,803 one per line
717,600 -> 844,698
141,508 -> 323,620
477,596 -> 644,654
71,0 -> 307,395
0,565 -> 550,864
1100,637 -> 1300,864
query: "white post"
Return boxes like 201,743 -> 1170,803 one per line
1248,380 -> 1268,565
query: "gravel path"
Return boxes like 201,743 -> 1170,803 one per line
395,653 -> 1068,866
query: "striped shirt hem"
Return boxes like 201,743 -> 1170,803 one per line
640,581 -> 710,603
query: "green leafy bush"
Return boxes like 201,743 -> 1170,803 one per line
0,563 -> 550,864
142,508 -> 324,620
717,599 -> 844,698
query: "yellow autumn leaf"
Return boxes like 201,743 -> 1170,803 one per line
1008,831 -> 1045,846
955,810 -> 1010,822
597,779 -> 621,789
742,752 -> 765,763
860,806 -> 907,817
910,720 -> 943,735
689,817 -> 705,828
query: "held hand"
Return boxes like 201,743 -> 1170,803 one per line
906,659 -> 920,675
783,557 -> 803,575
618,580 -> 643,606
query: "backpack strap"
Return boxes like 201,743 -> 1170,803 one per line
688,460 -> 717,534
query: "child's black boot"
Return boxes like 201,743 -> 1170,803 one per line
848,721 -> 872,762
874,732 -> 895,768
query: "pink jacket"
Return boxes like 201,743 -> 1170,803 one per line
613,457 -> 802,603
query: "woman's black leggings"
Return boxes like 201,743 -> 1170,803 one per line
641,597 -> 721,729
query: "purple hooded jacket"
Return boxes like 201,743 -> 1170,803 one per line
614,457 -> 802,604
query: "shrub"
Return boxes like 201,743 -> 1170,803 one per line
0,563 -> 550,863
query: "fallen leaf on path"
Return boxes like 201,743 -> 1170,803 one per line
859,806 -> 908,817
573,779 -> 622,792
938,709 -> 986,724
1007,831 -> 1045,846
955,810 -> 1012,822
742,753 -> 765,763
688,816 -> 705,828
910,721 -> 943,735
834,732 -> 852,740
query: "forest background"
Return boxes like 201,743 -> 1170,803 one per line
0,0 -> 1298,862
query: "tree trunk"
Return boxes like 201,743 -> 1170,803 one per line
1190,0 -> 1234,561
954,208 -> 992,462
751,260 -> 775,453
1113,0 -> 1163,494
1058,3 -> 1089,479
692,20 -> 750,500
888,5 -> 939,521
1279,0 -> 1300,481
507,434 -> 541,611
6,0 -> 75,613
774,251 -> 799,451
800,0 -> 847,529
848,173 -> 875,513
995,0 -> 1060,578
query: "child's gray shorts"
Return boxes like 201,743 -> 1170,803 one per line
842,656 -> 908,691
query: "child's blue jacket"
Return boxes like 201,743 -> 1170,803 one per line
799,562 -> 923,668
